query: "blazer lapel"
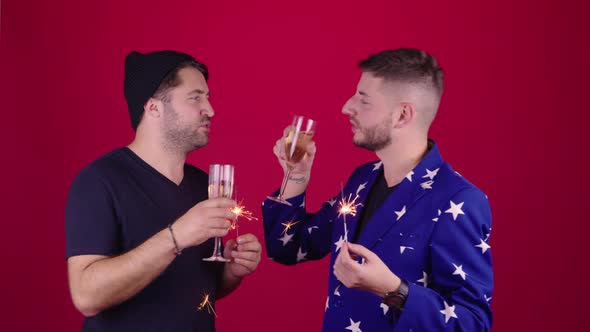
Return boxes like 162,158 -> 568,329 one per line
355,141 -> 445,250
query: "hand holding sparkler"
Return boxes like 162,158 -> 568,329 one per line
333,242 -> 401,297
223,234 -> 262,279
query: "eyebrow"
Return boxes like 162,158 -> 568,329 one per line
188,89 -> 210,97
358,90 -> 370,97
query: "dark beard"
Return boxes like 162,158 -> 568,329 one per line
353,124 -> 391,151
162,104 -> 210,154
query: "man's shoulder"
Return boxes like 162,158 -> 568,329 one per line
434,162 -> 487,199
74,148 -> 131,186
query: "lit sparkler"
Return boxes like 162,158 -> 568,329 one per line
230,199 -> 258,237
337,183 -> 362,241
197,292 -> 217,317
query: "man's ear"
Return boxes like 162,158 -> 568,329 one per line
144,98 -> 162,119
393,102 -> 415,129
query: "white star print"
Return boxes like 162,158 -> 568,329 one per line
327,198 -> 336,206
296,247 -> 307,262
452,263 -> 467,280
400,246 -> 415,254
345,318 -> 362,332
372,161 -> 383,171
421,180 -> 434,189
475,238 -> 491,254
300,201 -> 305,208
278,232 -> 294,246
325,296 -> 329,311
334,236 -> 345,252
455,171 -> 463,177
334,285 -> 341,296
380,303 -> 389,315
439,301 -> 458,323
445,200 -> 465,221
394,205 -> 406,221
432,209 -> 442,222
423,168 -> 440,180
484,294 -> 492,303
417,271 -> 429,287
308,226 -> 319,234
406,170 -> 414,182
356,182 -> 368,195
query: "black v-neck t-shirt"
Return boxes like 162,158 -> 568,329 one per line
66,148 -> 221,332
352,170 -> 398,243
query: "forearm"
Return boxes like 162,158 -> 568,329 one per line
70,228 -> 177,316
282,171 -> 310,199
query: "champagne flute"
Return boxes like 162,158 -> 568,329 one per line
203,164 -> 233,262
268,115 -> 317,206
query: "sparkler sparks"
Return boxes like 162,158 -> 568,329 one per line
197,292 -> 217,317
337,183 -> 362,241
337,193 -> 361,219
281,220 -> 300,235
229,199 -> 258,237
231,200 -> 258,221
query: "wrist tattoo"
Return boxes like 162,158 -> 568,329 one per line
288,175 -> 308,183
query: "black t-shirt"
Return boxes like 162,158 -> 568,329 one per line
65,148 -> 221,332
352,170 -> 398,242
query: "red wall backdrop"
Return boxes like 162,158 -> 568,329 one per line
1,0 -> 587,330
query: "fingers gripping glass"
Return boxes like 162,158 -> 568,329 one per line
203,164 -> 234,262
267,115 -> 317,206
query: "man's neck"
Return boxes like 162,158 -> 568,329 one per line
128,136 -> 187,185
376,137 -> 429,188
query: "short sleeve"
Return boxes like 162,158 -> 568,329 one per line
65,167 -> 121,258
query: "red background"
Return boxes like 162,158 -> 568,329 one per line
1,0 -> 587,330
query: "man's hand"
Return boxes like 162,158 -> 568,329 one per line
272,126 -> 317,198
333,242 -> 401,297
223,233 -> 262,279
173,197 -> 236,250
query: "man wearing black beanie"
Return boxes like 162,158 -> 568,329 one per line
65,50 -> 262,331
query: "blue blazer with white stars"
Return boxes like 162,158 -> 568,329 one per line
262,142 -> 493,332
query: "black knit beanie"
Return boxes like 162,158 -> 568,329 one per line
123,50 -> 205,131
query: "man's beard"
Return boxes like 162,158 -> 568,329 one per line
161,103 -> 210,154
353,119 -> 392,151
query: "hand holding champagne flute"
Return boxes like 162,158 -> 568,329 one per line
203,164 -> 234,262
268,115 -> 317,206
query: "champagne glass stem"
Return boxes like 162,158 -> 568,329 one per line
214,237 -> 223,257
278,168 -> 292,200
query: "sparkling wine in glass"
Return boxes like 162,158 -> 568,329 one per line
203,164 -> 233,262
267,115 -> 316,205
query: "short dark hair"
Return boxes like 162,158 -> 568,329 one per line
153,60 -> 208,103
359,48 -> 444,96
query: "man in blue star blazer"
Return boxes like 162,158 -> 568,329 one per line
262,49 -> 493,331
